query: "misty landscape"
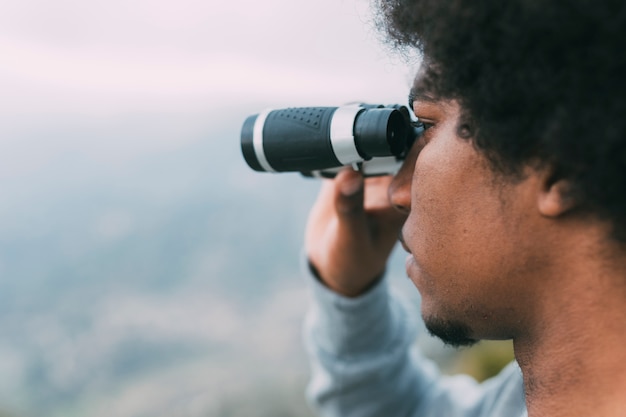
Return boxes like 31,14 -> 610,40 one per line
0,108 -> 316,416
0,100 -> 431,416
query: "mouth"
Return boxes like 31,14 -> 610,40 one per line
399,230 -> 420,288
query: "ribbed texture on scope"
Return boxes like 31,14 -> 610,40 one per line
274,107 -> 325,128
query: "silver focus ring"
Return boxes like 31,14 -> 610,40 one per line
252,109 -> 275,172
329,106 -> 364,165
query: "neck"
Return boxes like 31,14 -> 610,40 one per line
513,246 -> 626,417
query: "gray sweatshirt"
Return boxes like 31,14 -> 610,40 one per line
303,263 -> 527,417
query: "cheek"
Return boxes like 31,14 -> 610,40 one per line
404,146 -> 515,290
406,150 -> 466,261
402,163 -> 461,298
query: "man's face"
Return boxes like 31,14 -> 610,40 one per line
394,96 -> 545,346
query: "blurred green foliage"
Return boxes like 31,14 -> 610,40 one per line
447,340 -> 516,382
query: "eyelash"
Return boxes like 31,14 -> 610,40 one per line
412,120 -> 434,131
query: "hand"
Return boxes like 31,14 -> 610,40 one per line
305,168 -> 407,297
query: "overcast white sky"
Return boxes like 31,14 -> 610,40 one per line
0,0 -> 416,107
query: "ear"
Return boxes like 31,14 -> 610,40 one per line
537,175 -> 578,218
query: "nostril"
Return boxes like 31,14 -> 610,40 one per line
389,182 -> 411,214
392,203 -> 410,215
388,163 -> 413,214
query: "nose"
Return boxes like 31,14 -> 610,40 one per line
388,140 -> 421,214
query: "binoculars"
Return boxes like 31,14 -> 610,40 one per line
240,103 -> 423,178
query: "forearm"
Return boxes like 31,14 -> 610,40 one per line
303,256 -> 424,417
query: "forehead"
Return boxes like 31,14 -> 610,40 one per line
408,70 -> 464,118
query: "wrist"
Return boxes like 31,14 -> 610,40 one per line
307,259 -> 384,297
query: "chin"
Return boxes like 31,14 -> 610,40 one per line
423,314 -> 479,348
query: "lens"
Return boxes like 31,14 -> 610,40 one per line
241,107 -> 341,173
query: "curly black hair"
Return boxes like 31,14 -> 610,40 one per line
376,0 -> 626,243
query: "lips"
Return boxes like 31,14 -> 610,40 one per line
404,253 -> 421,290
405,254 -> 416,272
399,230 -> 422,288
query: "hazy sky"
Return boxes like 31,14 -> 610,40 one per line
0,0 -> 416,110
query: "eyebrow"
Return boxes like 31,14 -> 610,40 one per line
408,85 -> 438,109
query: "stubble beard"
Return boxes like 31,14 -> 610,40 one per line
424,315 -> 479,348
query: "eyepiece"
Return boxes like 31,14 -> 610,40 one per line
354,108 -> 408,159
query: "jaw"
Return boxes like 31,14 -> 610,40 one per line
422,311 -> 478,348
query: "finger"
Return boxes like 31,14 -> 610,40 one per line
363,175 -> 394,211
333,168 -> 366,217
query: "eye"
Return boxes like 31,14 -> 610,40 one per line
407,120 -> 434,150
414,118 -> 434,131
412,121 -> 434,138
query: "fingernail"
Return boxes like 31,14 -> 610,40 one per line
339,174 -> 363,196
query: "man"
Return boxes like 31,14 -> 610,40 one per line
302,1 -> 626,416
